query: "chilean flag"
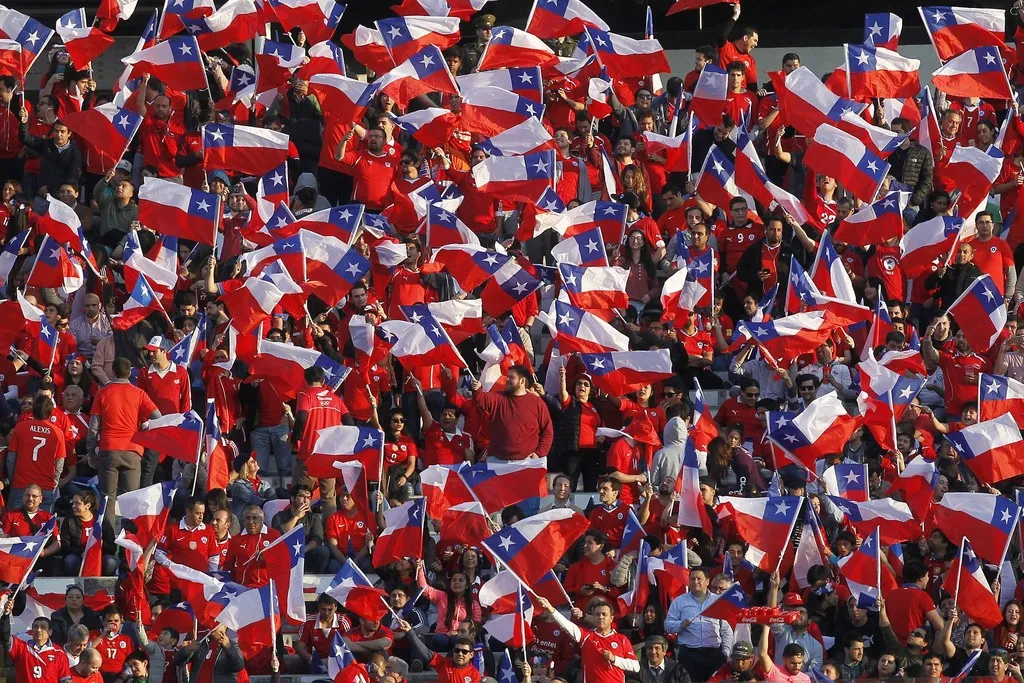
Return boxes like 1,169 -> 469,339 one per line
525,0 -> 609,39
695,146 -> 751,211
767,394 -> 861,471
837,110 -> 908,157
715,496 -> 801,572
307,74 -> 379,123
402,300 -> 485,343
473,150 -> 556,203
251,339 -> 349,397
219,277 -> 284,335
946,274 -> 1006,353
478,26 -> 556,70
139,178 -> 220,245
483,581 -> 534,647
387,313 -> 468,371
56,11 -> 115,68
646,541 -> 690,600
462,458 -> 549,515
551,227 -> 608,267
216,583 -> 281,658
372,498 -> 426,568
942,538 -> 1003,629
821,463 -> 869,503
113,480 -> 176,548
845,44 -> 921,99
0,229 -> 28,290
944,144 -> 1005,212
782,66 -> 867,137
945,413 -> 1024,485
121,35 -> 208,91
898,215 -> 964,278
440,502 -> 495,549
376,45 -> 458,108
432,245 -> 511,291
643,126 -> 692,174
554,300 -> 629,353
182,0 -> 261,52
421,464 -> 474,520
481,258 -> 541,316
0,40 -> 26,82
558,263 -> 628,309
691,379 -> 719,452
864,12 -> 902,50
162,559 -> 247,626
289,207 -> 365,244
425,204 -> 480,249
558,200 -> 628,245
979,373 -> 1024,424
583,27 -> 669,79
677,436 -> 713,534
661,255 -> 713,322
34,194 -> 89,255
393,108 -> 458,149
838,527 -> 882,609
577,349 -> 674,396
264,0 -> 345,45
690,65 -> 727,129
935,492 -> 1020,564
482,509 -> 590,585
834,191 -> 906,246
478,118 -> 555,157
308,426 -> 384,483
828,497 -> 920,545
460,87 -> 545,137
254,37 -> 305,94
298,40 -> 347,81
0,536 -> 44,584
203,123 -> 290,176
340,25 -> 395,75
132,411 -> 204,464
804,124 -> 889,202
735,133 -> 811,225
920,6 -> 1007,61
457,66 -> 543,101
376,16 -> 460,65
932,47 -> 1013,99
326,564 -> 390,623
810,230 -> 857,303
79,498 -> 108,577
327,633 -> 372,683
696,581 -> 747,625
263,525 -> 307,625
0,8 -> 54,74
887,456 -> 940,520
27,237 -> 84,292
735,310 -> 846,365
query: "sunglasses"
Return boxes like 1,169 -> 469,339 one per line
453,649 -> 472,655
744,392 -> 760,398
799,385 -> 816,391
663,392 -> 677,398
392,417 -> 406,423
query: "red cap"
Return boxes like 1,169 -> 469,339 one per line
782,592 -> 804,607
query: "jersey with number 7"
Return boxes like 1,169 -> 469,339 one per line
8,418 -> 66,491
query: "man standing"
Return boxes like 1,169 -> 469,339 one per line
967,211 -> 1017,304
222,505 -> 281,587
88,358 -> 160,523
137,336 -> 192,487
69,294 -> 111,364
888,118 -> 934,222
293,366 -> 353,518
8,396 -> 66,509
665,567 -> 733,681
470,365 -> 553,463
766,572 -> 824,670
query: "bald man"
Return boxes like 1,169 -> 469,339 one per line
70,648 -> 102,683
68,293 -> 111,361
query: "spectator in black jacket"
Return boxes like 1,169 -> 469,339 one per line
17,106 -> 81,200
58,489 -> 117,577
175,625 -> 246,683
926,241 -> 984,309
736,215 -> 794,300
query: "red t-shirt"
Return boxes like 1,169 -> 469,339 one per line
9,640 -> 70,683
8,418 -> 66,490
299,615 -> 352,659
714,396 -> 763,442
866,244 -> 906,301
137,363 -> 192,415
885,585 -> 936,642
429,652 -> 484,683
605,438 -> 642,505
296,386 -> 350,460
564,555 -> 618,609
561,397 -> 601,449
422,424 -> 474,467
95,632 -> 135,675
90,382 -> 158,455
138,114 -> 183,178
967,236 -> 1014,295
938,351 -> 991,415
325,509 -> 371,553
383,435 -> 418,467
3,509 -> 52,537
345,625 -> 394,660
574,626 -> 637,683
339,150 -> 399,210
718,41 -> 758,87
718,222 -> 765,274
588,503 -> 629,547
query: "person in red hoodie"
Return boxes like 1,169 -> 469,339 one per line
221,504 -> 281,588
137,336 -> 191,487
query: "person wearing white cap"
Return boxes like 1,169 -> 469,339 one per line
92,161 -> 137,246
137,335 -> 191,487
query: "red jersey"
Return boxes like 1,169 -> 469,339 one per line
9,640 -> 70,683
345,625 -> 394,661
572,625 -> 637,683
865,244 -> 906,301
885,585 -> 936,642
422,424 -> 474,467
938,351 -> 991,415
564,555 -> 618,609
588,503 -> 629,547
137,363 -> 192,415
3,509 -> 53,537
222,526 -> 281,587
714,397 -> 763,442
531,618 -> 576,674
678,327 -> 715,359
8,418 -> 66,490
605,439 -> 642,505
90,381 -> 158,455
300,614 -> 353,659
656,206 -> 689,242
325,509 -> 372,553
719,42 -> 757,88
387,267 -> 438,320
95,631 -> 134,675
151,520 -> 217,593
717,221 -> 765,274
967,236 -> 1014,294
295,387 -> 350,460
724,91 -> 757,127
383,435 -> 418,467
339,149 -> 398,210
429,652 -> 483,683
138,114 -> 183,178
949,100 -> 996,148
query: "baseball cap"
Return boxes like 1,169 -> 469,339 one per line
782,592 -> 804,607
145,336 -> 172,352
115,160 -> 132,173
731,642 -> 754,659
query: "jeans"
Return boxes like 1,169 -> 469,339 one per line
305,544 -> 330,573
140,449 -> 159,488
61,553 -> 119,577
251,424 -> 293,479
99,450 -> 142,525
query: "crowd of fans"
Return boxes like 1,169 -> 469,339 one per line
2,1 -> 1024,682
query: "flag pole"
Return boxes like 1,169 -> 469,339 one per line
952,537 -> 966,610
519,583 -> 528,664
270,579 -> 278,663
773,497 -> 803,576
874,530 -> 881,610
12,534 -> 52,601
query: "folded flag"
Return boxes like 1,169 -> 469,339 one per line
340,25 -> 395,75
864,12 -> 902,50
887,456 -> 940,520
253,37 -> 305,94
942,144 -> 1004,216
392,108 -> 458,150
837,110 -> 908,158
181,0 -> 261,52
480,258 -> 541,317
661,254 -> 714,322
810,230 -> 857,303
113,480 -> 176,548
0,536 -> 44,584
477,117 -> 555,157
942,538 -> 1003,629
690,65 -> 727,128
462,458 -> 548,515
308,426 -> 384,481
264,0 -> 345,44
946,274 -> 1006,353
372,498 -> 426,568
307,74 -> 379,124
249,339 -> 350,400
215,583 -> 281,658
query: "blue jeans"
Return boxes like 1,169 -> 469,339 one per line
251,423 -> 292,478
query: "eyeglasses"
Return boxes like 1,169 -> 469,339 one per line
799,385 -> 816,392
637,93 -> 653,99
452,649 -> 472,655
744,392 -> 760,398
663,392 -> 677,398
392,417 -> 406,423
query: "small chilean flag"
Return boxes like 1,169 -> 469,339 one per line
132,411 -> 205,464
375,45 -> 458,108
139,178 -> 221,246
979,372 -> 1024,424
113,480 -> 176,548
473,150 -> 556,203
864,12 -> 902,50
203,123 -> 290,176
945,413 -> 1024,485
583,26 -> 669,79
482,509 -> 590,586
79,498 -> 107,577
945,273 -> 1006,353
557,262 -> 629,309
218,277 -> 285,335
393,108 -> 458,149
478,25 -> 556,70
56,9 -> 115,67
525,0 -> 609,39
553,300 -> 630,353
372,498 -> 426,568
834,191 -> 906,247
